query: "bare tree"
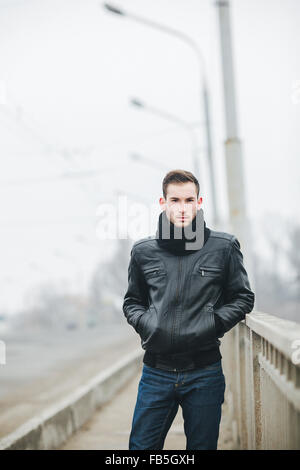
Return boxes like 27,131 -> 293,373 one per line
252,214 -> 300,323
87,238 -> 133,325
12,281 -> 88,331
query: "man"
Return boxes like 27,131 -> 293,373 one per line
123,169 -> 255,450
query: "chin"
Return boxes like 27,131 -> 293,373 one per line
173,222 -> 183,228
174,219 -> 190,227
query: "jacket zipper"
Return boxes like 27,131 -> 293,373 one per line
199,266 -> 222,276
170,256 -> 182,350
145,268 -> 160,276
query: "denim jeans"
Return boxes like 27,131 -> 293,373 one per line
129,360 -> 226,450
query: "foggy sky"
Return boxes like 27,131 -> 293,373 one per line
0,0 -> 299,312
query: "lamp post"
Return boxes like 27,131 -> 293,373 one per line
102,2 -> 219,228
215,0 -> 255,288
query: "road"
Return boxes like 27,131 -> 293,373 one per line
0,322 -> 140,438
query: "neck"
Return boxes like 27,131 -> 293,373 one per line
155,210 -> 210,255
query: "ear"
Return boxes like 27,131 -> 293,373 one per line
197,196 -> 203,208
159,197 -> 166,209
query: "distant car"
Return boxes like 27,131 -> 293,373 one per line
65,322 -> 77,330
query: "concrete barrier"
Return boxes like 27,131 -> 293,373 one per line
0,348 -> 143,450
221,311 -> 300,449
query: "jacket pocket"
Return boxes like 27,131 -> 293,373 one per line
196,304 -> 217,343
180,305 -> 216,351
139,305 -> 173,353
208,307 -> 217,339
196,265 -> 223,277
143,265 -> 167,280
137,305 -> 157,341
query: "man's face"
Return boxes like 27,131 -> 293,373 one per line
159,182 -> 203,228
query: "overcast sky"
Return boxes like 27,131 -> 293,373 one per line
0,0 -> 299,313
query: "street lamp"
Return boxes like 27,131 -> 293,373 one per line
102,2 -> 219,228
103,3 -> 124,15
215,0 -> 255,289
130,97 -> 203,189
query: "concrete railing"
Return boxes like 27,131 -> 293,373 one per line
220,311 -> 300,449
0,348 -> 143,450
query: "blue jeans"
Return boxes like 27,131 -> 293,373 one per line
129,360 -> 226,450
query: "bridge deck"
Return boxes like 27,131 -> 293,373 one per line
59,365 -> 235,450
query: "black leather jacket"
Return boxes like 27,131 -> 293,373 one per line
123,228 -> 255,362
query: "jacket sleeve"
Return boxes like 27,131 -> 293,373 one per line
122,247 -> 149,332
214,236 -> 255,335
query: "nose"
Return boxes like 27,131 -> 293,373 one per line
179,203 -> 189,213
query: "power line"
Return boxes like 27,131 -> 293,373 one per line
0,166 -> 124,188
0,215 -> 97,228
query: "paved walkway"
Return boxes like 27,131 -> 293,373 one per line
59,364 -> 235,450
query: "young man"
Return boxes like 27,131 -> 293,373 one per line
123,169 -> 255,450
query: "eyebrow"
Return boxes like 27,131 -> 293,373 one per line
170,197 -> 195,200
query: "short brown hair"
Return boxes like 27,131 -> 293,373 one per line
162,169 -> 200,199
